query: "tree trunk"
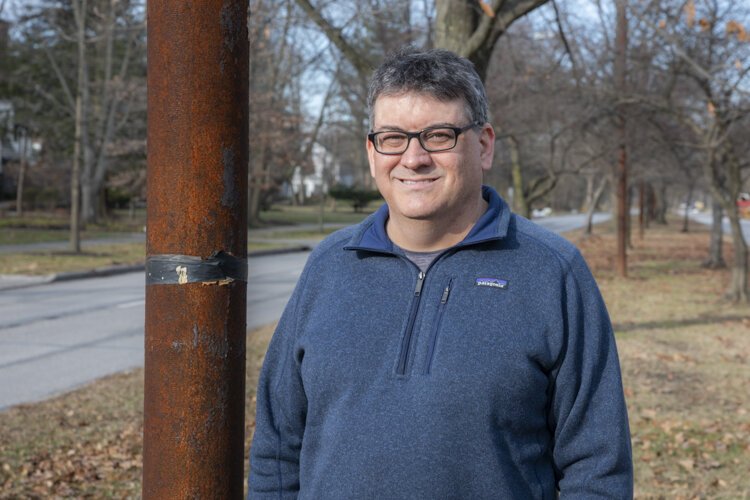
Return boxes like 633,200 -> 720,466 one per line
71,92 -> 83,253
70,0 -> 87,253
703,198 -> 725,269
87,0 -> 133,224
638,180 -> 645,240
81,170 -> 96,224
318,191 -> 325,234
656,182 -> 669,225
681,185 -> 693,233
626,184 -> 634,249
15,135 -> 27,216
725,208 -> 748,302
508,136 -> 530,219
434,0 -> 550,81
248,178 -> 263,227
645,183 -> 655,228
654,182 -> 668,224
434,0 -> 476,55
614,144 -> 628,275
584,176 -> 608,235
79,62 -> 94,224
582,173 -> 595,213
248,144 -> 270,227
614,0 -> 628,277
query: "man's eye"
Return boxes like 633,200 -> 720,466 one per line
423,130 -> 453,143
380,134 -> 406,145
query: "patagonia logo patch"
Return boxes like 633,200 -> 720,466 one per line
475,277 -> 508,290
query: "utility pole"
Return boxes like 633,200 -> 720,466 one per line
614,0 -> 629,277
143,1 -> 249,498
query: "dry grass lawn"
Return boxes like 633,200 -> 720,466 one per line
0,242 -> 290,276
0,220 -> 749,498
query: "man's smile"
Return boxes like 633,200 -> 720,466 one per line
397,177 -> 438,185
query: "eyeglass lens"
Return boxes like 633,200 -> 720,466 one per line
375,128 -> 457,154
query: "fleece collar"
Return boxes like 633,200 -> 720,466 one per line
344,185 -> 512,254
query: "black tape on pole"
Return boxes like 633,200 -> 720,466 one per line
146,251 -> 248,285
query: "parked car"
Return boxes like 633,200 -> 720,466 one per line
532,207 -> 552,218
738,193 -> 750,219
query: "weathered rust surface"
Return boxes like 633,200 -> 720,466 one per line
144,0 -> 248,498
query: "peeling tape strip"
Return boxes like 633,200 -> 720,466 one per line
146,251 -> 247,285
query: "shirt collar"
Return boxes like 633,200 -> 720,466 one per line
344,185 -> 511,253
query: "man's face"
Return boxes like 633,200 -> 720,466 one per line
367,92 -> 494,228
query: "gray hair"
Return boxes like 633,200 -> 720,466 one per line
367,47 -> 489,127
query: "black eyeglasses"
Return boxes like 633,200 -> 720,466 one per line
368,123 -> 481,155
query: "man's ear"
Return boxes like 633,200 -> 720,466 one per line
479,124 -> 495,172
366,135 -> 377,178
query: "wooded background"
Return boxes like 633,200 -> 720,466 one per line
1,0 -> 749,297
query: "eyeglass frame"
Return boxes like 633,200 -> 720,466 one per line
367,122 -> 482,155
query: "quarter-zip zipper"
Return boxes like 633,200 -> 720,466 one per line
396,271 -> 425,375
424,279 -> 452,375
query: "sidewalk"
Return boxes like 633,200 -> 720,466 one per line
0,223 -> 348,291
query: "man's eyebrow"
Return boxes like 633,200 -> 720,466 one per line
373,122 -> 459,132
372,125 -> 406,132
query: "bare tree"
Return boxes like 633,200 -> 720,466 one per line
634,0 -> 750,300
483,5 -> 620,220
293,0 -> 550,84
247,0 -> 312,225
434,0 -> 549,80
13,0 -> 145,232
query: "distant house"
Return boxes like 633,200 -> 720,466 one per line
0,100 -> 18,196
286,142 -> 354,200
0,100 -> 42,198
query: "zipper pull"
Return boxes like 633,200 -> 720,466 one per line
440,283 -> 451,304
414,271 -> 425,296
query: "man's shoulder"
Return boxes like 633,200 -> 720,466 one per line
306,217 -> 374,262
510,214 -> 582,269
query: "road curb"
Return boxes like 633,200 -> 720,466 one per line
52,264 -> 147,283
0,245 -> 312,292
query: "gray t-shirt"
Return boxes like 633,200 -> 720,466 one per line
399,247 -> 444,273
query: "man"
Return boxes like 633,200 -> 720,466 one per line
249,47 -> 633,498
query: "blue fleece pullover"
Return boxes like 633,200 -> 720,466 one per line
249,186 -> 633,499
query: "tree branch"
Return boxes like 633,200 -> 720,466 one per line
43,46 -> 77,111
293,0 -> 374,78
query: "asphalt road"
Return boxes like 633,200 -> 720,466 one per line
0,213 -> 609,410
0,252 -> 306,410
688,212 -> 750,242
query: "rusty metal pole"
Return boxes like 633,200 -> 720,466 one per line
143,1 -> 248,498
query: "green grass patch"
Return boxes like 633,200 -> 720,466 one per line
0,213 -> 70,230
258,204 -> 373,226
0,211 -> 147,233
262,227 -> 341,240
0,228 -> 124,245
0,242 -> 292,275
248,241 -> 290,253
0,243 -> 146,275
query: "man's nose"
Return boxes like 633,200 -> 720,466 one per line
400,136 -> 431,169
